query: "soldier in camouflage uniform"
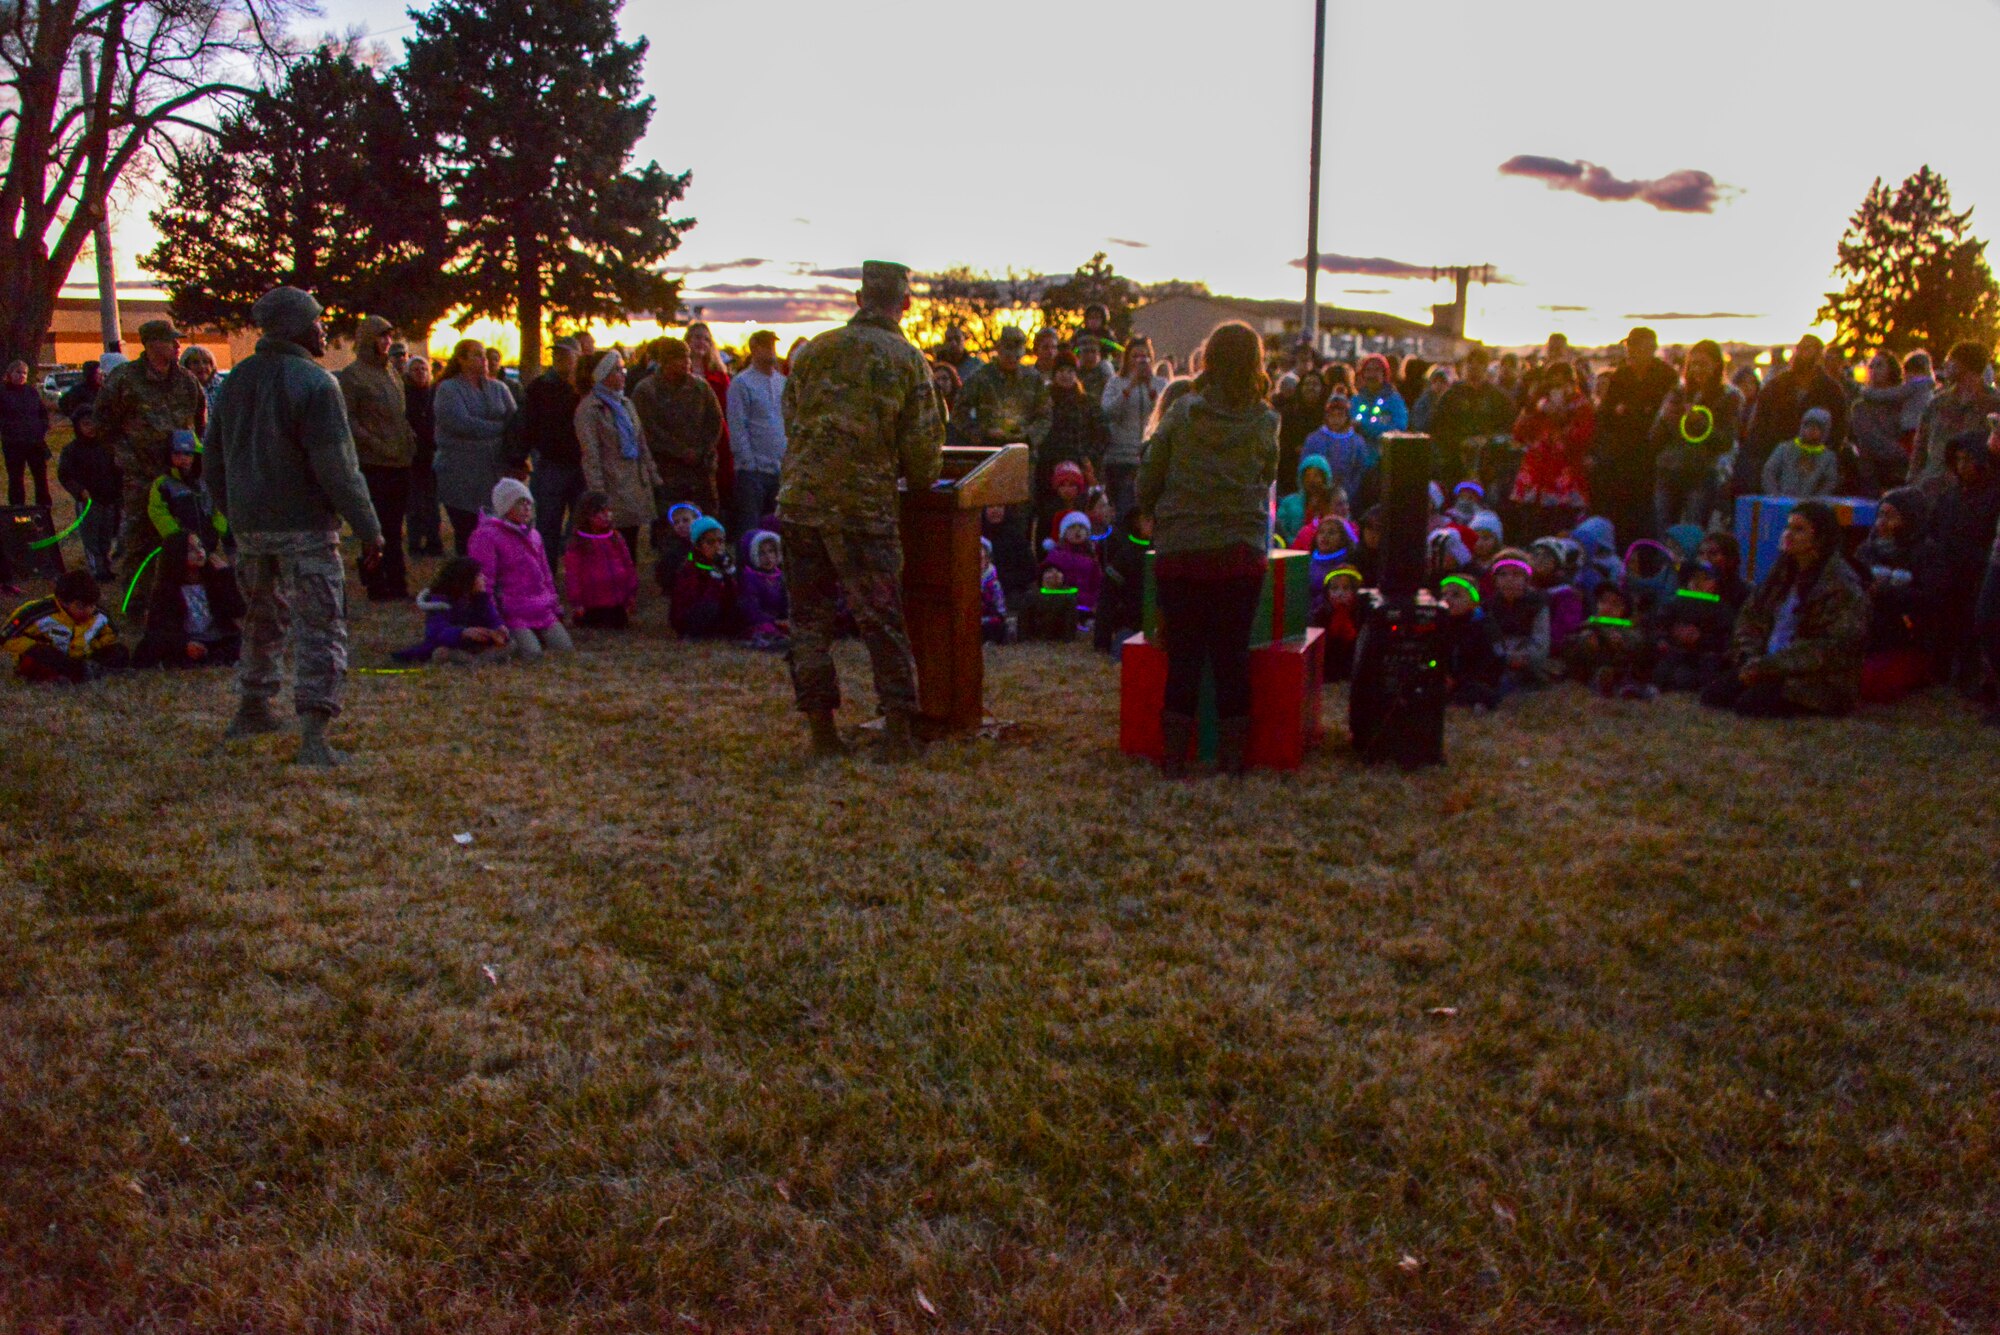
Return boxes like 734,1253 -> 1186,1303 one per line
94,319 -> 206,586
954,325 -> 1051,454
207,287 -> 385,768
779,260 -> 945,761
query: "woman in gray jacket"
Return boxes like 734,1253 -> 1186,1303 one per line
1099,336 -> 1167,516
432,338 -> 518,554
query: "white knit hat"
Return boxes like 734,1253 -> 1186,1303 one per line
492,477 -> 533,518
592,350 -> 624,385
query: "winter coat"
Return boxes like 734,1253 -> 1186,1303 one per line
563,527 -> 638,612
1100,372 -> 1167,467
1919,452 -> 2000,597
738,561 -> 789,637
467,513 -> 562,630
1653,588 -> 1733,658
575,389 -> 662,530
335,316 -> 417,468
1137,393 -> 1280,559
1740,366 -> 1849,494
1912,382 -> 2000,487
1044,385 -> 1109,475
4,600 -> 120,665
1729,552 -> 1868,714
670,555 -> 742,639
0,381 -> 50,454
1437,609 -> 1502,688
1043,542 -> 1102,614
1595,357 -> 1679,488
1761,439 -> 1839,498
137,563 -> 246,666
1510,398 -> 1595,510
1571,517 -> 1625,600
1648,380 -> 1743,484
632,371 -> 722,512
1487,588 -> 1552,680
405,379 -> 436,472
431,374 -> 517,515
1544,584 -> 1585,651
1347,387 -> 1408,446
56,434 -> 121,501
1300,425 -> 1375,510
524,369 -> 582,470
391,591 -> 505,663
206,336 -> 379,542
146,465 -> 227,547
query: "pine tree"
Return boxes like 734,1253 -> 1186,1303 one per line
401,0 -> 693,376
142,48 -> 455,339
1037,253 -> 1140,341
1818,166 -> 2000,358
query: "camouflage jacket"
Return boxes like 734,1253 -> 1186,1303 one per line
95,357 -> 205,482
1730,553 -> 1868,714
779,311 -> 944,535
955,361 -> 1051,449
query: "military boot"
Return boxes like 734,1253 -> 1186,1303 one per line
806,709 -> 850,759
225,697 -> 286,740
872,710 -> 922,764
294,710 -> 348,768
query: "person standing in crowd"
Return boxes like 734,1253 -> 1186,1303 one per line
779,260 -> 945,762
1099,337 -> 1165,517
1138,321 -> 1279,778
57,360 -> 102,418
631,336 -> 723,521
1347,353 -> 1408,454
1651,339 -> 1742,530
726,329 -> 789,541
0,359 -> 51,508
525,336 -> 584,567
206,286 -> 383,766
181,345 -> 223,426
484,345 -> 520,406
685,322 -> 736,518
403,354 -> 443,558
432,339 -> 517,556
574,351 -> 659,560
1701,501 -> 1867,717
930,324 -> 984,383
1409,364 -> 1451,434
1074,334 -> 1114,408
1593,326 -> 1679,543
1030,327 -> 1061,382
957,325 -> 1052,461
95,319 -> 206,583
1911,341 -> 2000,490
1430,346 -> 1517,487
1079,303 -> 1123,359
1847,350 -> 1918,496
1737,334 -> 1848,504
335,316 -> 417,602
1271,342 -> 1329,497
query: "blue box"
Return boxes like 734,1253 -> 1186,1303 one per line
1735,495 -> 1879,584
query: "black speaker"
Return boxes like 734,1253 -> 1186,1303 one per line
1349,432 -> 1446,767
0,506 -> 65,580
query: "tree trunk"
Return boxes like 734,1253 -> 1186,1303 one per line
517,246 -> 543,381
0,241 -> 58,369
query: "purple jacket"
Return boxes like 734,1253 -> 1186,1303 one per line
1043,543 -> 1102,613
563,528 -> 637,610
980,566 -> 1007,628
392,591 -> 503,663
468,514 -> 563,630
738,564 -> 788,635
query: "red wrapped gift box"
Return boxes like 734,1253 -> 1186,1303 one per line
1119,627 -> 1325,771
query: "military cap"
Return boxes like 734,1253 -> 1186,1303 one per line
137,319 -> 182,345
860,260 -> 911,290
251,285 -> 323,337
997,326 -> 1028,350
552,336 -> 581,355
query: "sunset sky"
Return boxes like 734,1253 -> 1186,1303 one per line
92,0 -> 2000,356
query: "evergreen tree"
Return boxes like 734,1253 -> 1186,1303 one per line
401,0 -> 692,375
143,48 -> 455,339
1037,252 -> 1140,341
1819,166 -> 2000,357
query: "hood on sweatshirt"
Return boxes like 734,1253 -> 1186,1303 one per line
1572,515 -> 1617,558
354,315 -> 394,367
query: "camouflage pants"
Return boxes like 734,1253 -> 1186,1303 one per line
118,475 -> 158,584
783,521 -> 917,716
235,530 -> 349,719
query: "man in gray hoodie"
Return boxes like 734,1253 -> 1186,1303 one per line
206,286 -> 384,766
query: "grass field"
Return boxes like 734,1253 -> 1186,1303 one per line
4,512 -> 2000,1331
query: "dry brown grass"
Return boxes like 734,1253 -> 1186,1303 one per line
3,524 -> 1999,1332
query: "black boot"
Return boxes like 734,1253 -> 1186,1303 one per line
1158,711 -> 1196,779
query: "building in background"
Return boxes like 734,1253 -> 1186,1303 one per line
41,294 -> 257,370
1130,293 -> 1477,367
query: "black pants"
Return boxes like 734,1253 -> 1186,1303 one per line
447,505 -> 480,557
1156,570 -> 1263,719
1700,673 -> 1806,718
407,462 -> 444,555
4,445 -> 50,508
361,466 -> 411,598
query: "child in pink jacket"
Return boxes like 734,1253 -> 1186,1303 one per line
469,478 -> 573,659
563,490 -> 638,629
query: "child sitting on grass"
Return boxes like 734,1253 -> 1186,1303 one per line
1650,561 -> 1733,693
470,478 -> 572,659
1041,461 -> 1088,545
134,531 -> 244,669
1436,574 -> 1502,710
980,537 -> 1012,644
4,569 -> 127,682
1526,537 -> 1586,652
671,516 -> 743,640
392,556 -> 510,664
738,529 -> 790,651
1487,553 -> 1552,690
1019,566 -> 1079,642
563,491 -> 638,629
654,502 -> 702,594
1566,582 -> 1652,698
1277,455 -> 1337,548
1043,511 -> 1101,620
1316,565 -> 1365,682
1094,507 -> 1151,653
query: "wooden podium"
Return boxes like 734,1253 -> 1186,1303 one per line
899,443 -> 1030,735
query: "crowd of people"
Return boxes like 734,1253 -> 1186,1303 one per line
7,289 -> 2000,767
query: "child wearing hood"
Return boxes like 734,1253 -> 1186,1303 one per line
1306,515 -> 1359,598
1570,516 -> 1625,600
469,478 -> 572,658
1486,553 -> 1552,689
1465,510 -> 1505,578
1565,582 -> 1651,697
1650,561 -> 1733,693
1301,394 -> 1376,510
671,515 -> 745,639
653,502 -> 701,595
563,490 -> 639,629
980,537 -> 1012,644
1761,407 -> 1841,499
1094,507 -> 1152,652
1696,531 -> 1751,613
1277,454 -> 1337,548
1526,537 -> 1586,651
393,555 -> 509,664
738,528 -> 789,651
1436,575 -> 1502,710
1316,565 -> 1366,681
1855,486 -> 1928,655
1043,510 -> 1102,617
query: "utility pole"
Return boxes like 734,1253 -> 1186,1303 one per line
1301,0 -> 1327,348
78,50 -> 122,357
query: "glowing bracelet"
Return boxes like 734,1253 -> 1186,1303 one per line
1585,615 -> 1633,628
1679,405 -> 1714,445
1675,589 -> 1721,602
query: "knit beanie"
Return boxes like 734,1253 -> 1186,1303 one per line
492,477 -> 533,519
251,285 -> 322,338
1058,510 -> 1091,540
689,516 -> 725,547
1469,511 -> 1505,545
1800,407 -> 1832,434
1052,461 -> 1086,490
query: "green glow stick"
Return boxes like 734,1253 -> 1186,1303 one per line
120,546 -> 162,616
29,498 -> 89,549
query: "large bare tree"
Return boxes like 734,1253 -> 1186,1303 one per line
0,0 -> 298,366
